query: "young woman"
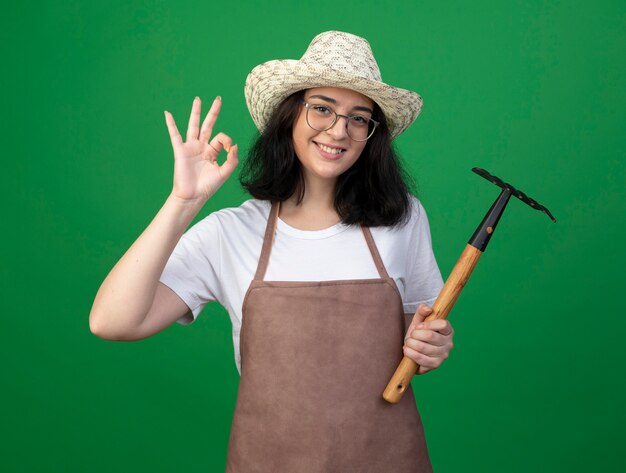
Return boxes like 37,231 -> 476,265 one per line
90,31 -> 454,472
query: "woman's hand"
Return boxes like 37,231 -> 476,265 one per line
164,96 -> 238,204
403,304 -> 454,375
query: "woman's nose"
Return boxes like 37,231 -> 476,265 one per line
325,115 -> 350,140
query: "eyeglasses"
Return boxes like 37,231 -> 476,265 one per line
301,102 -> 379,142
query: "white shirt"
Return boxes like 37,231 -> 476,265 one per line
159,197 -> 443,372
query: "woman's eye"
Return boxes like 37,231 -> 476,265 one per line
350,115 -> 369,126
312,105 -> 331,115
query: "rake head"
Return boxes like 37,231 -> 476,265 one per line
472,168 -> 556,222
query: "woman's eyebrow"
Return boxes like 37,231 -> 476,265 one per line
308,94 -> 374,114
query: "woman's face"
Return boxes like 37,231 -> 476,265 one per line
292,87 -> 374,186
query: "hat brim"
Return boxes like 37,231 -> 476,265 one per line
245,60 -> 423,139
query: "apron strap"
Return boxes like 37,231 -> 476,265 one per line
360,226 -> 391,279
254,201 -> 391,281
254,201 -> 280,281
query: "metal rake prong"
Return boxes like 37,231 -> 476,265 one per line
472,168 -> 556,222
383,166 -> 557,404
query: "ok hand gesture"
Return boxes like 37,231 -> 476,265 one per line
164,96 -> 238,204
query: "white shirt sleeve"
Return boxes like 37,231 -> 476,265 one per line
159,213 -> 224,325
401,198 -> 444,314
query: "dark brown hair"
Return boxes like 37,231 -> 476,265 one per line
240,90 -> 415,227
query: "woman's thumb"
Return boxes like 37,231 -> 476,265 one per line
415,303 -> 433,324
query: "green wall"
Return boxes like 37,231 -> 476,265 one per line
2,1 -> 624,471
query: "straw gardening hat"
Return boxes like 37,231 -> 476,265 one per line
244,31 -> 423,139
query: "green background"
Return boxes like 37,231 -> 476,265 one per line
2,0 -> 624,471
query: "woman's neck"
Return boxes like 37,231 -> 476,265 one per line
280,176 -> 341,230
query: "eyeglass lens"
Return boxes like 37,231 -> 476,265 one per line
306,104 -> 375,141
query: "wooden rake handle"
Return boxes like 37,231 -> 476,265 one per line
382,244 -> 482,404
383,168 -> 556,404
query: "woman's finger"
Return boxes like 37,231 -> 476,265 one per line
404,336 -> 449,357
417,303 -> 433,317
164,111 -> 183,149
208,132 -> 234,157
410,328 -> 448,348
199,96 -> 222,142
422,319 -> 454,336
402,346 -> 447,373
218,144 -> 239,181
186,96 -> 202,141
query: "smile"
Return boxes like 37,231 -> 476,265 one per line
314,142 -> 346,156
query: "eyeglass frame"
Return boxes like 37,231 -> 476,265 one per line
300,101 -> 380,142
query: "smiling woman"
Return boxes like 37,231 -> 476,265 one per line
292,88 -> 372,187
89,30 -> 453,473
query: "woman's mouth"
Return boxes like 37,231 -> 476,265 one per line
314,142 -> 346,159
